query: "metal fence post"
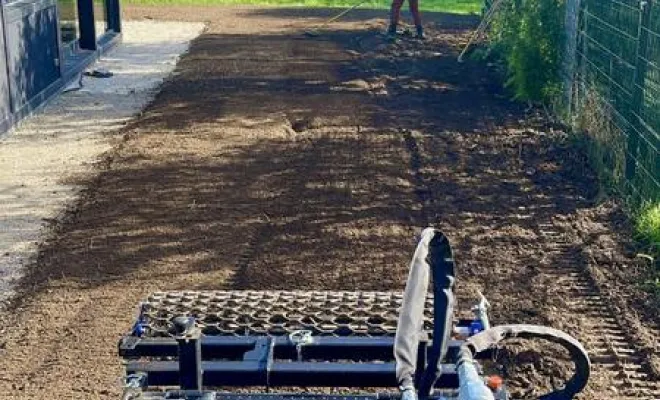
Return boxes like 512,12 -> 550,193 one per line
563,0 -> 581,117
108,0 -> 122,34
77,0 -> 97,51
625,0 -> 653,186
574,0 -> 589,125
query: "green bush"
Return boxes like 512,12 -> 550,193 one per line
636,202 -> 660,252
636,202 -> 660,298
489,0 -> 565,103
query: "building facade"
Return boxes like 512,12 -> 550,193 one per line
0,0 -> 121,132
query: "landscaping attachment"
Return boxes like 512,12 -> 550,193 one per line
118,228 -> 591,400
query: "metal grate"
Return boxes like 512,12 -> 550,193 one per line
139,291 -> 434,337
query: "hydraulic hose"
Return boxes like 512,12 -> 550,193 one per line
462,325 -> 591,400
394,230 -> 590,400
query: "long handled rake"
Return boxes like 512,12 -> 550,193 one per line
304,0 -> 372,37
457,0 -> 507,62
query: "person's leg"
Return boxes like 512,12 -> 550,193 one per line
389,0 -> 405,34
408,0 -> 424,37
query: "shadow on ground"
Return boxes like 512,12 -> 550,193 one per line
12,21 -> 590,309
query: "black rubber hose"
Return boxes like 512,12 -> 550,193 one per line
462,324 -> 591,400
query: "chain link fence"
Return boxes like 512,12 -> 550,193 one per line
567,0 -> 659,206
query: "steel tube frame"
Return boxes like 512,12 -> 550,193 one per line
177,332 -> 203,390
107,0 -> 121,33
134,392 -> 454,400
119,336 -> 466,362
126,360 -> 460,388
121,333 -> 470,390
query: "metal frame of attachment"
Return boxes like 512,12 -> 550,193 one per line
119,332 -> 478,391
119,230 -> 590,400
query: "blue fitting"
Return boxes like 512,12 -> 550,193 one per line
469,320 -> 484,336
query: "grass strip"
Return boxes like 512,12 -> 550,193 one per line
122,0 -> 483,14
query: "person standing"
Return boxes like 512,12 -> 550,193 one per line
388,0 -> 424,39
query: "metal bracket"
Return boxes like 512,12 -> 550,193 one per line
120,335 -> 141,352
174,316 -> 203,391
289,330 -> 313,361
244,337 -> 275,388
471,292 -> 491,331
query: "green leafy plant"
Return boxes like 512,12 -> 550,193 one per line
634,202 -> 660,299
636,202 -> 660,255
489,0 -> 565,103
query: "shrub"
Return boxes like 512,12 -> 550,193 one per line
637,202 -> 660,252
489,0 -> 565,103
636,202 -> 660,299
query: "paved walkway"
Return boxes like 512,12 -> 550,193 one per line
0,20 -> 204,305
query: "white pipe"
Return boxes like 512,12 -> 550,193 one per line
457,350 -> 495,400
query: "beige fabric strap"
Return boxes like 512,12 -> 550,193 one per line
394,228 -> 455,396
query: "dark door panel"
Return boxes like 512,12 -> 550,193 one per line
5,2 -> 61,112
0,7 -> 12,126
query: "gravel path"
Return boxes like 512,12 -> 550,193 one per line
0,20 -> 204,305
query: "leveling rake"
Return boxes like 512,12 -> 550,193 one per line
119,228 -> 590,400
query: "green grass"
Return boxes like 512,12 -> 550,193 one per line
637,202 -> 660,248
636,202 -> 660,298
123,0 -> 483,14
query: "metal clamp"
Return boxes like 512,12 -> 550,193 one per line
122,373 -> 147,400
289,330 -> 313,361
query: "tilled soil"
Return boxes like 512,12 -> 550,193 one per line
0,6 -> 657,399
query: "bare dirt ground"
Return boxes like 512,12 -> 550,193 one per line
0,6 -> 657,399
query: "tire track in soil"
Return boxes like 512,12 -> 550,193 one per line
403,106 -> 659,398
231,219 -> 274,290
536,221 -> 660,399
228,128 -> 322,291
227,126 -> 417,292
402,129 -> 432,228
